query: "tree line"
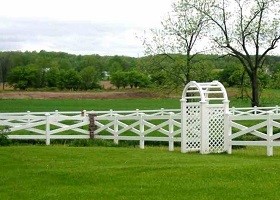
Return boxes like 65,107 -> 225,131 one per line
0,51 -> 138,90
0,50 -> 279,92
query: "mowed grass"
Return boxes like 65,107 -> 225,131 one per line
0,98 -> 180,112
0,97 -> 264,113
0,146 -> 280,200
1,87 -> 280,112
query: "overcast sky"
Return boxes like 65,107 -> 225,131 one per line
0,0 -> 175,57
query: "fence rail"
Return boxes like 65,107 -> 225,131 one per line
230,106 -> 280,116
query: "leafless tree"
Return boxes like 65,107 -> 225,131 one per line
142,0 -> 211,85
196,0 -> 280,106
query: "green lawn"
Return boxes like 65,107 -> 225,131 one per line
0,97 -> 257,113
0,146 -> 280,199
1,88 -> 280,113
0,98 -> 180,112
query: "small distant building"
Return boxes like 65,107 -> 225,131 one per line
102,71 -> 110,80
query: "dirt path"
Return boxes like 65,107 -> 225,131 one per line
0,91 -> 157,99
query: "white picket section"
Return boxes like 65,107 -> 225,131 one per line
0,109 -> 181,151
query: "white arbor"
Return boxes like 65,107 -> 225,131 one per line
181,81 -> 229,154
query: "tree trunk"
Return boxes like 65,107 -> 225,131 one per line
185,54 -> 191,84
0,67 -> 3,90
251,71 -> 259,107
240,70 -> 245,99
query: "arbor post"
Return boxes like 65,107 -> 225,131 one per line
200,101 -> 209,154
180,98 -> 187,153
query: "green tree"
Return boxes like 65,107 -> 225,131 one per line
270,70 -> 280,89
59,69 -> 81,90
110,71 -> 128,89
190,62 -> 215,82
219,63 -> 246,87
80,66 -> 100,90
127,71 -> 138,88
108,56 -> 133,73
46,67 -> 60,88
127,71 -> 150,88
150,71 -> 168,86
7,65 -> 38,90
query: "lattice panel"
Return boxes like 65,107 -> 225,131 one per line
208,107 -> 224,153
185,104 -> 201,151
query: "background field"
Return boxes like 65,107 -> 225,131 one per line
0,98 -> 181,112
1,87 -> 280,113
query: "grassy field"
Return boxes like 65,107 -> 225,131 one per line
0,96 -> 256,113
0,96 -> 274,113
1,87 -> 280,112
0,98 -> 180,112
0,146 -> 280,200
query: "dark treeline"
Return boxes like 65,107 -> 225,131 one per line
0,50 -> 279,91
0,51 -> 137,90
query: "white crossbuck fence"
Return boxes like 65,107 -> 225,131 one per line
1,81 -> 280,156
0,109 -> 181,151
225,106 -> 280,156
1,107 -> 280,155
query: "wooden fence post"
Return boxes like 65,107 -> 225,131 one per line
88,114 -> 96,139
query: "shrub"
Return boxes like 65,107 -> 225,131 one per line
0,127 -> 11,146
68,139 -> 119,147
